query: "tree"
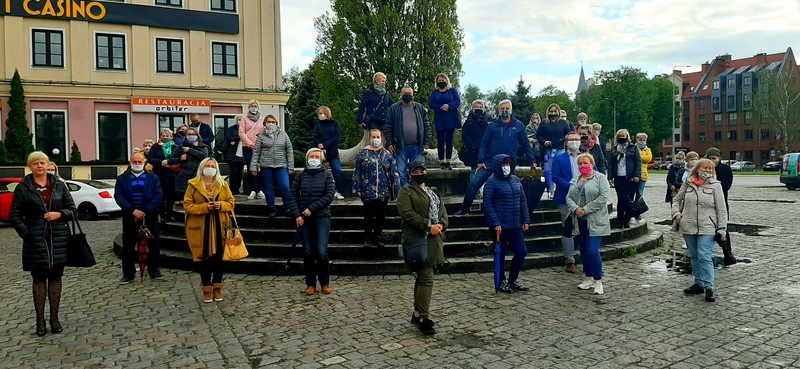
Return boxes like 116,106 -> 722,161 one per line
459,83 -> 484,116
753,69 -> 800,154
285,64 -> 321,165
532,85 -> 573,120
314,0 -> 464,147
483,86 -> 510,118
510,76 -> 535,122
0,140 -> 8,163
4,70 -> 34,162
70,141 -> 82,163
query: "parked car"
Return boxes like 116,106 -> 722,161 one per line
730,161 -> 756,172
763,161 -> 781,171
780,153 -> 800,190
721,160 -> 738,167
647,161 -> 659,170
0,178 -> 24,222
65,179 -> 121,220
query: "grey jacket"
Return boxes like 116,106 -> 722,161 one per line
566,172 -> 611,237
671,178 -> 728,235
251,129 -> 294,170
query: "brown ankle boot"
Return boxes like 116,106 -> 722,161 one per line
212,283 -> 224,302
201,285 -> 213,303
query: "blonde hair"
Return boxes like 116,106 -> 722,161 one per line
306,147 -> 326,162
592,123 -> 602,130
248,99 -> 261,108
691,158 -> 716,178
130,152 -> 146,161
685,151 -> 700,161
577,112 -> 588,120
615,129 -> 631,144
435,73 -> 452,90
47,161 -> 59,176
576,153 -> 596,166
27,151 -> 49,167
636,133 -> 648,140
373,72 -> 386,83
160,128 -> 173,138
317,106 -> 333,119
196,157 -> 226,190
143,139 -> 155,147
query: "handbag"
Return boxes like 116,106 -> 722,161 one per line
170,163 -> 182,173
402,237 -> 429,271
223,210 -> 248,261
628,195 -> 649,218
65,218 -> 96,268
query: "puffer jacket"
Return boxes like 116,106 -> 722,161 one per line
183,178 -> 235,261
479,116 -> 536,165
640,146 -> 652,181
352,146 -> 400,201
483,154 -> 530,229
169,139 -> 210,192
460,110 -> 490,167
396,182 -> 447,266
10,174 -> 77,271
671,178 -> 728,236
566,171 -> 612,237
285,167 -> 335,219
251,129 -> 294,170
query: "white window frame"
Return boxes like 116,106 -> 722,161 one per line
32,109 -> 70,161
153,36 -> 186,75
209,0 -> 238,13
96,110 -> 131,162
154,0 -> 183,8
210,40 -> 240,78
30,26 -> 67,70
155,114 -> 188,137
93,31 -> 129,72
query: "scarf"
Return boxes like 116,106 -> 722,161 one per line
691,175 -> 706,187
424,186 -> 441,222
247,110 -> 260,122
373,83 -> 386,95
615,143 -> 628,163
162,140 -> 175,157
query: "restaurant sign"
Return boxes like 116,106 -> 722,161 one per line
131,98 -> 211,114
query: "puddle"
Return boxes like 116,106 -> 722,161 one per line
652,221 -> 769,236
661,252 -> 753,275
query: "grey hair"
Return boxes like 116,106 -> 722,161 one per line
471,99 -> 486,110
497,99 -> 513,111
435,73 -> 452,90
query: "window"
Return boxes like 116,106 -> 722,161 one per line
744,151 -> 753,161
761,129 -> 771,140
745,111 -> 753,124
699,132 -> 706,143
702,84 -> 709,91
743,93 -> 752,109
727,78 -> 735,89
96,33 -> 126,71
712,80 -> 720,90
729,112 -> 738,125
743,75 -> 751,87
214,115 -> 236,134
727,95 -> 735,110
745,130 -> 753,141
211,0 -> 236,11
34,112 -> 67,162
156,38 -> 183,73
674,133 -> 680,144
97,113 -> 128,161
729,131 -> 737,141
32,29 -> 64,67
712,97 -> 720,111
714,131 -> 722,142
699,115 -> 706,125
155,0 -> 181,6
699,99 -> 706,110
714,114 -> 722,126
211,42 -> 238,76
158,114 -> 187,133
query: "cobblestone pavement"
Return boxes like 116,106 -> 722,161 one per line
1,174 -> 798,369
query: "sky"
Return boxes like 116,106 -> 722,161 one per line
280,0 -> 800,97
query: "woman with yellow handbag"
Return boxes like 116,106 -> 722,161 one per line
184,158 -> 236,303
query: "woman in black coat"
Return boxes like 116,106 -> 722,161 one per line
10,152 -> 77,336
169,126 -> 210,204
460,100 -> 490,183
607,129 -> 642,228
665,151 -> 686,205
313,106 -> 343,199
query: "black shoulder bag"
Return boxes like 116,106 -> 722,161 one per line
65,217 -> 97,267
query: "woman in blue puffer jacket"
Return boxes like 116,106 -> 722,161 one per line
483,154 -> 530,293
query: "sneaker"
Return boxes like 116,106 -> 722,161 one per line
333,192 -> 345,200
119,276 -> 135,285
149,270 -> 165,280
418,318 -> 436,335
247,191 -> 257,200
578,277 -> 595,290
321,285 -> 333,294
305,286 -> 317,295
593,280 -> 604,295
256,191 -> 266,199
498,280 -> 515,294
723,254 -> 738,266
509,281 -> 530,292
683,283 -> 704,295
705,288 -> 715,302
566,263 -> 577,273
452,209 -> 467,217
410,313 -> 435,326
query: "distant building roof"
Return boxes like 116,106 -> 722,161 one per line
576,66 -> 588,95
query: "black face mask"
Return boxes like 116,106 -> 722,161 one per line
402,94 -> 414,103
411,174 -> 426,185
473,109 -> 484,115
548,112 -> 559,120
436,81 -> 447,89
617,137 -> 627,144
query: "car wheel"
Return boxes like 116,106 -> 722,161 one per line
78,203 -> 98,220
788,185 -> 798,191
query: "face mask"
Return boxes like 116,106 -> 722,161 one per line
160,137 -> 172,143
710,158 -> 720,165
174,137 -> 184,146
203,168 -> 217,177
567,141 -> 580,151
402,94 -> 413,103
473,109 -> 483,115
186,135 -> 198,143
144,147 -> 151,154
532,119 -> 539,124
686,160 -> 696,169
436,81 -> 447,89
617,137 -> 627,144
594,130 -> 601,136
318,114 -> 327,121
265,123 -> 277,132
578,120 -> 587,125
307,159 -> 322,169
190,121 -> 200,126
500,110 -> 511,120
637,141 -> 647,149
371,138 -> 382,147
411,174 -> 426,185
548,112 -> 559,120
579,164 -> 593,176
374,83 -> 386,93
502,165 -> 511,176
47,170 -> 56,176
131,164 -> 145,172
249,108 -> 259,115
699,172 -> 713,180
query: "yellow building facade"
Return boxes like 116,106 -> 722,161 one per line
0,0 -> 289,161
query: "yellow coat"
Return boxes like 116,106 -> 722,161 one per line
640,147 -> 652,182
183,177 -> 236,261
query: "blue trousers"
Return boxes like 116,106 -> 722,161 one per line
497,228 -> 528,284
576,218 -> 603,280
261,167 -> 290,209
684,234 -> 715,289
329,158 -> 342,193
302,217 -> 331,287
396,144 -> 422,187
460,166 -> 493,212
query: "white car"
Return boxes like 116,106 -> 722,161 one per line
730,161 -> 756,172
65,180 -> 121,220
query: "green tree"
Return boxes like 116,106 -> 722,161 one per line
0,140 -> 8,162
69,140 -> 82,163
459,83 -> 484,116
314,0 -> 464,147
4,70 -> 35,162
285,64 -> 321,165
484,86 -> 510,118
510,76 -> 535,122
533,85 -> 573,120
753,69 -> 800,154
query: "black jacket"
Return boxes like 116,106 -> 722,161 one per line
189,122 -> 215,152
169,140 -> 210,192
313,119 -> 341,161
147,142 -> 175,184
460,110 -> 490,167
385,101 -> 432,150
357,88 -> 394,126
220,124 -> 245,163
286,168 -> 335,219
9,174 -> 77,271
715,162 -> 733,209
607,144 -> 642,179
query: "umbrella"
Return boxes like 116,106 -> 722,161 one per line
137,220 -> 155,281
522,176 -> 547,216
284,225 -> 303,273
493,231 -> 503,293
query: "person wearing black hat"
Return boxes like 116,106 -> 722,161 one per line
705,147 -> 736,265
396,159 -> 447,335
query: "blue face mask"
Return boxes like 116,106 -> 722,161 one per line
174,136 -> 184,146
186,135 -> 198,143
500,110 -> 511,120
402,94 -> 413,103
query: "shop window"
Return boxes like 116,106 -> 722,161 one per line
32,29 -> 64,68
211,0 -> 236,11
96,33 -> 126,71
159,114 -> 187,133
97,113 -> 129,162
212,42 -> 238,77
34,111 -> 67,162
156,38 -> 184,73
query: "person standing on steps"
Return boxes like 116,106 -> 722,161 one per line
313,106 -> 344,200
170,127 -> 210,206
460,100 -> 491,193
189,114 -> 215,157
149,129 -> 178,223
240,99 -> 266,200
250,114 -> 294,217
357,72 -> 394,137
353,129 -> 400,248
552,131 -> 582,274
525,113 -> 541,165
385,85 -> 432,187
577,124 -> 606,174
428,73 -> 461,170
704,147 -> 737,265
607,129 -> 642,229
221,115 -> 245,195
536,103 -> 573,195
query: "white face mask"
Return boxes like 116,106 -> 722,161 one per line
317,114 -> 327,121
249,108 -> 259,115
47,170 -> 56,176
265,123 -> 277,132
203,168 -> 217,177
567,141 -> 580,151
502,165 -> 511,176
307,159 -> 322,168
371,138 -> 382,147
131,164 -> 145,172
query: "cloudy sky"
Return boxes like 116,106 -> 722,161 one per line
281,0 -> 799,96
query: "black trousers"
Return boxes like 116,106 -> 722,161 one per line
198,254 -> 224,286
613,176 -> 637,226
121,213 -> 161,278
226,160 -> 245,195
159,177 -> 176,221
362,199 -> 388,242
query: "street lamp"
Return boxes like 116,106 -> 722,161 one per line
671,65 -> 692,159
605,98 -> 616,134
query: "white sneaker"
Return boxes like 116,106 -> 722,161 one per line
256,191 -> 266,199
593,280 -> 604,295
247,191 -> 256,200
334,192 -> 345,200
578,278 -> 595,290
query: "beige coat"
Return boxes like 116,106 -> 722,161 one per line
671,177 -> 727,235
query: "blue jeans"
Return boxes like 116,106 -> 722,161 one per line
329,158 -> 342,193
243,147 -> 263,193
261,167 -> 290,209
637,180 -> 647,198
684,234 -> 715,289
497,228 -> 528,284
460,166 -> 493,212
576,219 -> 603,280
302,217 -> 331,287
396,144 -> 422,187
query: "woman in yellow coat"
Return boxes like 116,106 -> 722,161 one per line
636,132 -> 653,198
184,158 -> 236,303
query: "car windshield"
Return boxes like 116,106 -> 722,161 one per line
74,180 -> 114,189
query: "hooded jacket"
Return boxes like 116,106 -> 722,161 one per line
285,167 -> 335,219
483,154 -> 530,229
478,116 -> 536,165
671,177 -> 728,236
566,171 -> 612,237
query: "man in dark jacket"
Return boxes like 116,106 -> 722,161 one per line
537,103 -> 574,193
705,147 -> 736,265
189,114 -> 215,156
385,86 -> 432,187
357,72 -> 394,135
114,152 -> 164,284
453,99 -> 536,216
220,119 -> 245,195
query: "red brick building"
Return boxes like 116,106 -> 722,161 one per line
664,48 -> 798,165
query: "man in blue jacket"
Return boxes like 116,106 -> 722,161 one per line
552,131 -> 582,273
454,100 -> 536,216
115,152 -> 164,284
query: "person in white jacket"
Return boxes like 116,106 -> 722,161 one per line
672,158 -> 728,303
